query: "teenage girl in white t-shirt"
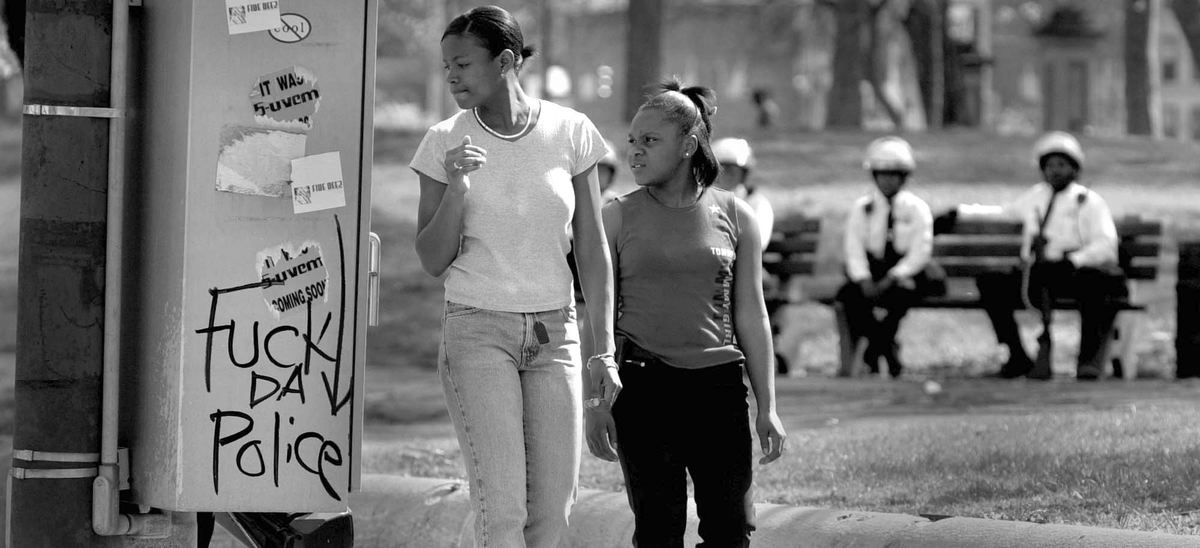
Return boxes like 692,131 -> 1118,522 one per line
408,6 -> 620,547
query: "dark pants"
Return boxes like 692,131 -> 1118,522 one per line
835,256 -> 938,375
977,262 -> 1128,374
611,339 -> 754,548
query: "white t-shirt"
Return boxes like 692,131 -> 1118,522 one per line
409,100 -> 608,312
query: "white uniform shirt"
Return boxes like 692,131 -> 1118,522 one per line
1007,181 -> 1117,267
844,189 -> 933,282
742,191 -> 774,251
409,100 -> 608,312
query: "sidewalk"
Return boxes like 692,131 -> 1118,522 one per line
344,475 -> 1200,548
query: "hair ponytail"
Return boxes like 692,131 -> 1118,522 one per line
641,77 -> 721,187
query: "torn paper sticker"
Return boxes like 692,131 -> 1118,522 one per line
226,0 -> 282,35
291,151 -> 346,214
216,125 -> 306,197
257,241 -> 329,318
250,65 -> 320,130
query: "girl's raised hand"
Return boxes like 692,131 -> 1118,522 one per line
444,135 -> 487,192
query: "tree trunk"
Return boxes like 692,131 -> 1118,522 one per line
623,0 -> 664,122
942,23 -> 967,125
825,0 -> 868,128
866,2 -> 906,130
1170,0 -> 1200,73
1126,0 -> 1156,135
904,0 -> 943,128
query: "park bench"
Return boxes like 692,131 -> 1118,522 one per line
762,215 -> 823,375
834,213 -> 1165,378
763,213 -> 1164,379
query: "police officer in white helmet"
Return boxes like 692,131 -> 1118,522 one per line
977,131 -> 1126,380
836,136 -> 938,378
713,137 -> 774,251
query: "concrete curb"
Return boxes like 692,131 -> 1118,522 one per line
351,475 -> 1200,548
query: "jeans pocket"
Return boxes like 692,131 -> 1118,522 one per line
445,301 -> 481,319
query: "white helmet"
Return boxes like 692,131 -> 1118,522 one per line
1032,131 -> 1084,169
712,137 -> 756,170
863,136 -> 915,172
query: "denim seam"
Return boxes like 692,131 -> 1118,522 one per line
441,339 -> 490,546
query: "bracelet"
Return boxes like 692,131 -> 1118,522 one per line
584,396 -> 605,410
585,353 -> 617,372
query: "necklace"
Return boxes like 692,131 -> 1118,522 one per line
474,101 -> 535,139
646,185 -> 704,208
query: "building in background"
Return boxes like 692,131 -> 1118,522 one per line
1158,3 -> 1200,142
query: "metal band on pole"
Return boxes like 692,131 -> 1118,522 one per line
10,467 -> 99,480
22,104 -> 123,118
12,449 -> 101,463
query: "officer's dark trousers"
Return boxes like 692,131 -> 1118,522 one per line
977,262 -> 1128,372
835,256 -> 924,373
611,339 -> 754,548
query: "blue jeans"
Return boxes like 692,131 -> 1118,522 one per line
439,301 -> 582,548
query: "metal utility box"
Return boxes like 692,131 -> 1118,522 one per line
121,1 -> 377,511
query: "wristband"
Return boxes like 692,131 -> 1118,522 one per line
585,353 -> 617,372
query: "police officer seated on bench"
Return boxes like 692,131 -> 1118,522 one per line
836,137 -> 936,378
977,131 -> 1127,381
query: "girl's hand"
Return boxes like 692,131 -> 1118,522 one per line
756,410 -> 787,464
584,406 -> 619,461
584,356 -> 622,461
444,135 -> 487,193
588,356 -> 622,406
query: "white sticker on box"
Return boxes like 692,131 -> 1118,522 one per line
226,0 -> 282,35
290,152 -> 346,215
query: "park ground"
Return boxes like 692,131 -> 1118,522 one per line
4,125 -> 1200,535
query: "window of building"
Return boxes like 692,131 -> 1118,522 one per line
1164,103 -> 1180,138
1191,106 -> 1200,141
948,3 -> 977,45
1163,58 -> 1178,84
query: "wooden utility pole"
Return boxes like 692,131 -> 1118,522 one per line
10,1 -> 123,545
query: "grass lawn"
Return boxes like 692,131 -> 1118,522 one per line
364,127 -> 1200,535
362,368 -> 1200,535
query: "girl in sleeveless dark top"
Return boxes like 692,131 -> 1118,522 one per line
593,79 -> 787,547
